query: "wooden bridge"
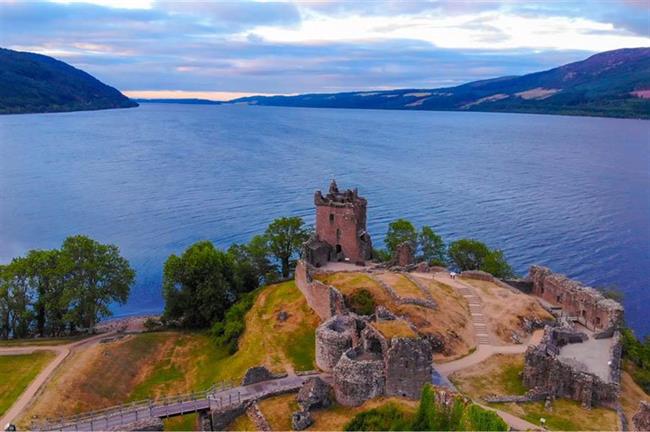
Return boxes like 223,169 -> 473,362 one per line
34,374 -> 321,431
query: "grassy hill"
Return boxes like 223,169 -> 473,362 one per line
0,48 -> 137,114
230,48 -> 650,119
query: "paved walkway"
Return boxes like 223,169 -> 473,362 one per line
0,333 -> 115,427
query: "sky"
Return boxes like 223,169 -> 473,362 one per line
1,0 -> 649,100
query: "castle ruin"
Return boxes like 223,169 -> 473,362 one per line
303,180 -> 372,266
315,313 -> 433,406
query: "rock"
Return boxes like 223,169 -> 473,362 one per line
291,410 -> 313,431
633,400 -> 650,432
297,377 -> 333,411
375,306 -> 396,321
511,331 -> 522,344
544,396 -> 553,412
414,262 -> 429,273
395,242 -> 414,267
277,310 -> 289,321
241,366 -> 274,386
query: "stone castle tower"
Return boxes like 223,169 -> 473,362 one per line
304,180 -> 372,266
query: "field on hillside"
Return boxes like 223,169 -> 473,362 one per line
460,278 -> 553,344
621,363 -> 650,425
316,271 -> 474,360
18,280 -> 319,426
450,354 -> 619,431
0,351 -> 55,417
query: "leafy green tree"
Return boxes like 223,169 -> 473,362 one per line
482,250 -> 514,278
448,239 -> 514,278
22,250 -> 68,337
418,226 -> 446,265
447,239 -> 490,271
163,240 -> 250,328
265,217 -> 309,278
0,267 -> 9,339
385,219 -> 417,254
412,384 -> 438,430
61,235 -> 134,330
228,234 -> 277,284
346,289 -> 375,316
2,257 -> 35,338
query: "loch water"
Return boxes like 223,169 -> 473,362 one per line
1,104 -> 648,336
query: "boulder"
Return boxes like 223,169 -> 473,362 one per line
633,400 -> 650,432
241,366 -> 273,386
297,377 -> 333,411
291,410 -> 313,431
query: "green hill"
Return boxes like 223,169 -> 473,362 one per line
230,48 -> 650,119
0,48 -> 137,114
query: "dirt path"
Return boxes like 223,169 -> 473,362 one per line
0,333 -> 114,427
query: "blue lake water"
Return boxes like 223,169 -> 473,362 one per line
1,104 -> 648,336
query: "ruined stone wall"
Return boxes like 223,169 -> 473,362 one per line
316,315 -> 360,372
633,401 -> 650,432
522,327 -> 620,408
529,266 -> 623,331
333,347 -> 386,406
384,337 -> 433,399
295,260 -> 346,321
395,242 -> 414,267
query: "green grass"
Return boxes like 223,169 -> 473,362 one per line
0,335 -> 89,347
0,351 -> 56,416
514,399 -> 618,431
499,363 -> 527,395
163,413 -> 197,431
284,325 -> 316,371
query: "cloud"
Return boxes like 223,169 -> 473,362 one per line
0,0 -> 648,96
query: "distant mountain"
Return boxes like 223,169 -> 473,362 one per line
134,98 -> 222,105
0,48 -> 137,114
230,48 -> 650,119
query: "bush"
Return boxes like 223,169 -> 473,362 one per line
344,403 -> 410,431
621,327 -> 650,392
346,289 -> 376,316
211,291 -> 257,353
345,385 -> 508,431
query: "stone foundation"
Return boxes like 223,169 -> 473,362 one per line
334,346 -> 386,406
315,315 -> 361,371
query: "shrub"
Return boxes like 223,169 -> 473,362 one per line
621,326 -> 650,392
448,239 -> 513,278
346,289 -> 375,316
211,291 -> 257,353
344,403 -> 410,431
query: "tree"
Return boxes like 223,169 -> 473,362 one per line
448,239 -> 514,278
163,241 -> 246,328
385,219 -> 417,254
481,249 -> 514,278
23,249 -> 67,337
61,235 -> 134,330
2,257 -> 36,338
265,217 -> 308,278
447,239 -> 491,271
418,226 -> 446,265
228,234 -> 277,285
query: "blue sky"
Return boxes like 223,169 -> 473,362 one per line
1,0 -> 649,100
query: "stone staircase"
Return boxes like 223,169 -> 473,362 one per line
454,282 -> 491,346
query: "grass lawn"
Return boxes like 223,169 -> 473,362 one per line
163,413 -> 197,431
19,280 -> 319,425
0,335 -> 89,347
450,354 -> 619,431
621,362 -> 650,425
0,351 -> 55,416
376,273 -> 426,299
257,393 -> 300,430
311,397 -> 418,431
226,413 -> 256,431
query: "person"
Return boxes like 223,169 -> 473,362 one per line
449,271 -> 457,279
